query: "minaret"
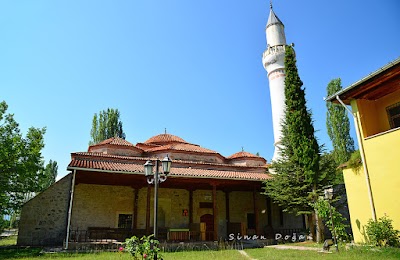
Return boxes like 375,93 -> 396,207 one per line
262,3 -> 287,162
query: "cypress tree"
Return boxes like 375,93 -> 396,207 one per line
326,78 -> 355,165
264,45 -> 332,242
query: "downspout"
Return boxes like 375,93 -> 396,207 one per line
336,95 -> 377,221
65,170 -> 76,250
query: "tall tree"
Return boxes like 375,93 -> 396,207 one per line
39,160 -> 58,191
326,78 -> 355,165
0,101 -> 46,215
263,45 -> 333,242
89,108 -> 126,145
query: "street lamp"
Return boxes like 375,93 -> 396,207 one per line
144,155 -> 172,241
324,186 -> 339,252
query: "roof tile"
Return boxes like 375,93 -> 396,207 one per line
68,153 -> 271,181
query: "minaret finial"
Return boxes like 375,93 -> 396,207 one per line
270,0 -> 273,9
164,128 -> 167,134
241,146 -> 244,152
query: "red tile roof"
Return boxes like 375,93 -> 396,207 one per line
171,167 -> 271,181
144,134 -> 188,144
228,151 -> 259,159
68,152 -> 271,181
144,143 -> 219,154
96,137 -> 136,146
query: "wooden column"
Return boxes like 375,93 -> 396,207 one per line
253,189 -> 259,234
146,185 -> 151,234
266,196 -> 272,226
133,187 -> 139,230
189,189 -> 193,224
212,183 -> 218,240
225,190 -> 230,237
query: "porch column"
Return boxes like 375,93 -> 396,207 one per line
189,189 -> 193,224
212,183 -> 218,240
146,185 -> 151,234
225,190 -> 230,237
266,196 -> 272,226
132,187 -> 139,230
253,189 -> 259,234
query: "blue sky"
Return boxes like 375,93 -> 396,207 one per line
1,0 -> 399,179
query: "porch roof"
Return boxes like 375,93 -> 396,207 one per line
67,152 -> 271,182
325,57 -> 400,105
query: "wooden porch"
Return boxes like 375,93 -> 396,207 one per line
70,170 -> 273,242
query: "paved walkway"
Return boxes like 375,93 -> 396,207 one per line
267,244 -> 320,251
238,250 -> 257,260
238,245 -> 322,260
0,229 -> 17,237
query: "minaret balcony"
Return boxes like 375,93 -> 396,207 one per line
262,45 -> 286,59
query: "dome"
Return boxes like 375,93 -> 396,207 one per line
228,151 -> 262,160
88,137 -> 143,157
144,133 -> 188,145
228,151 -> 267,166
93,137 -> 136,147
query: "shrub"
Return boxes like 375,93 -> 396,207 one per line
346,150 -> 362,173
313,197 -> 350,242
124,235 -> 161,259
365,215 -> 399,247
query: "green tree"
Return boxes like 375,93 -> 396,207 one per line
0,101 -> 46,215
326,78 -> 355,165
263,45 -> 333,242
39,160 -> 58,191
89,108 -> 125,145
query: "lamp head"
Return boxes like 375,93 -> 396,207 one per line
162,154 -> 172,175
144,160 -> 154,177
324,187 -> 333,200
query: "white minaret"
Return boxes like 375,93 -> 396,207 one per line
262,3 -> 287,162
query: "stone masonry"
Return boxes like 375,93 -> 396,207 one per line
17,174 -> 72,246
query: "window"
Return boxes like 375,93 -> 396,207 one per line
199,202 -> 213,208
247,213 -> 256,229
118,214 -> 132,229
279,208 -> 284,226
387,102 -> 400,129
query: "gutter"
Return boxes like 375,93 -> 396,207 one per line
65,170 -> 76,250
336,95 -> 377,221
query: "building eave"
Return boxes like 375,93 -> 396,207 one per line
325,57 -> 400,105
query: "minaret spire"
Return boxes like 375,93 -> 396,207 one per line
262,4 -> 287,163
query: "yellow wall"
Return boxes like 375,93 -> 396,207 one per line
357,89 -> 400,137
345,90 -> 400,243
363,129 -> 400,228
342,167 -> 372,243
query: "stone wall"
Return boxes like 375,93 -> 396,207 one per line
17,173 -> 72,246
270,202 -> 304,229
71,184 -> 134,230
69,183 -> 304,240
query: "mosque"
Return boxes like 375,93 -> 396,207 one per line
17,5 -> 305,247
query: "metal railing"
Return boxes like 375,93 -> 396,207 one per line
68,228 -> 215,243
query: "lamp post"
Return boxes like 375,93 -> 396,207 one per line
144,155 -> 172,240
324,186 -> 339,252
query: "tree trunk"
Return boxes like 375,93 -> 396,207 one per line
307,214 -> 316,241
315,210 -> 324,243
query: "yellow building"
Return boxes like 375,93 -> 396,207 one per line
326,57 -> 400,243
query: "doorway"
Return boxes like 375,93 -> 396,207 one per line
200,214 -> 214,240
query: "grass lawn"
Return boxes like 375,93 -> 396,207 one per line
1,236 -> 400,260
0,249 -> 247,260
0,236 -> 17,247
245,246 -> 400,260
